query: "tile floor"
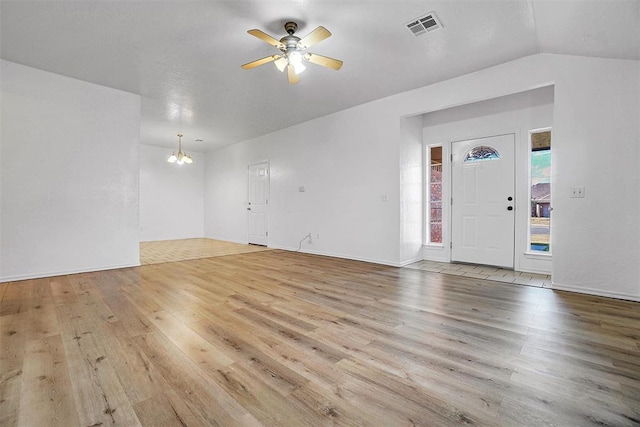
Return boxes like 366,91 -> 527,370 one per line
140,238 -> 271,265
405,259 -> 552,288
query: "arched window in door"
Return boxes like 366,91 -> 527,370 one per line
463,145 -> 500,162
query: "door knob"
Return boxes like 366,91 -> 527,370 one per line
507,206 -> 513,211
507,196 -> 513,201
247,207 -> 251,211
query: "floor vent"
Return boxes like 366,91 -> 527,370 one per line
406,12 -> 443,36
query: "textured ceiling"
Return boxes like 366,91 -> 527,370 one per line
1,0 -> 639,153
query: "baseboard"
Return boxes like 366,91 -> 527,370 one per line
551,282 -> 640,303
140,236 -> 205,243
0,262 -> 141,283
516,266 -> 552,275
422,254 -> 450,263
398,257 -> 424,267
204,235 -> 248,245
268,244 -> 402,267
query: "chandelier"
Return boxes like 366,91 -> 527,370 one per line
167,134 -> 193,165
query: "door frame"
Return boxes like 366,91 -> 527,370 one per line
424,122 -> 553,275
247,160 -> 270,246
448,132 -> 517,268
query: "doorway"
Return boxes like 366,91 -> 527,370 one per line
451,134 -> 515,268
247,162 -> 269,246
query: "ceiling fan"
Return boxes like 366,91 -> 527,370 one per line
241,21 -> 343,84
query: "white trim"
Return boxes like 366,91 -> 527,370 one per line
423,243 -> 444,248
523,251 -> 552,258
424,143 -> 444,246
551,282 -> 640,303
247,160 -> 270,246
517,266 -> 550,275
528,127 -> 552,255
204,236 -> 249,245
422,254 -> 450,263
0,262 -> 141,283
450,133 -> 517,269
398,257 -> 424,267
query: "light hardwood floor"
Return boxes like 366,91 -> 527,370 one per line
1,250 -> 639,426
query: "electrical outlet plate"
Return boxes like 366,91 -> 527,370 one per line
570,187 -> 585,198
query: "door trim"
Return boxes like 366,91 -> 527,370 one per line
449,133 -> 516,269
247,161 -> 269,246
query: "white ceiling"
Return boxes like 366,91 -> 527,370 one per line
1,0 -> 639,153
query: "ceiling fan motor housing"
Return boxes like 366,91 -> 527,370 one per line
280,22 -> 301,52
284,21 -> 298,35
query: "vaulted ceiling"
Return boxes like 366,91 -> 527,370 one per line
1,1 -> 639,152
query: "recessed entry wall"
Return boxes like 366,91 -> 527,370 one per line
422,86 -> 555,274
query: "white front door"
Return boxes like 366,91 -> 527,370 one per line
248,162 -> 269,246
451,134 -> 515,268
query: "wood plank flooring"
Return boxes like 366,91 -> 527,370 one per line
1,250 -> 639,426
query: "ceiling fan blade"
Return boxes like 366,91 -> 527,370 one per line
298,26 -> 331,49
287,65 -> 300,84
304,53 -> 343,70
247,29 -> 284,49
241,54 -> 282,69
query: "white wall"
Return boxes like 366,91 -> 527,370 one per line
399,115 -> 424,265
550,56 -> 640,300
421,86 -> 555,274
140,144 -> 204,241
205,102 -> 400,265
0,60 -> 141,281
206,53 -> 640,301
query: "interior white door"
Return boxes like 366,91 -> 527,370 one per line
451,134 -> 515,268
248,162 -> 269,246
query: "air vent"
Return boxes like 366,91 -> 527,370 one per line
406,12 -> 443,36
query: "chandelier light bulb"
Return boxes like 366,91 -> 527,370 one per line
167,133 -> 193,165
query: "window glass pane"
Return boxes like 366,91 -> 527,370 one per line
530,131 -> 551,252
464,145 -> 500,162
429,146 -> 442,243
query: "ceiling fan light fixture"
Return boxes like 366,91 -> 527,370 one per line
288,51 -> 306,74
292,61 -> 306,75
243,21 -> 341,84
274,57 -> 288,72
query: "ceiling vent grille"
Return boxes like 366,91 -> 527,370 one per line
406,12 -> 442,36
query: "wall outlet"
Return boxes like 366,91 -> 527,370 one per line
570,187 -> 585,198
381,194 -> 388,202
